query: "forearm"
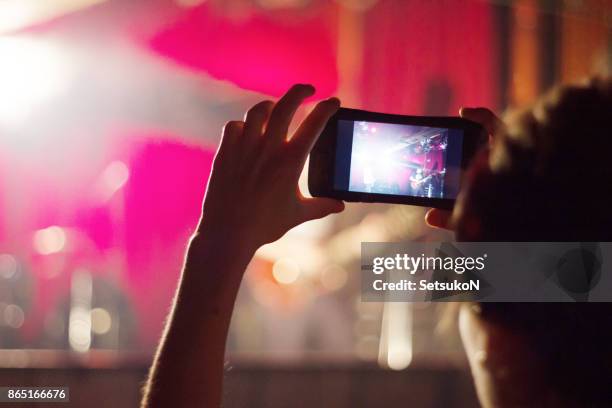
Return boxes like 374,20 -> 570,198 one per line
142,230 -> 256,408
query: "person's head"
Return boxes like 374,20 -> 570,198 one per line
455,77 -> 612,241
452,78 -> 612,407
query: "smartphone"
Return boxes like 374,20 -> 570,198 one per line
308,108 -> 487,210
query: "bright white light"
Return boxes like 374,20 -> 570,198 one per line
69,271 -> 92,353
69,306 -> 91,352
376,156 -> 393,177
91,307 -> 112,335
0,1 -> 108,34
33,226 -> 66,255
0,36 -> 70,125
272,258 -> 301,285
379,302 -> 413,371
0,3 -> 32,33
387,346 -> 412,370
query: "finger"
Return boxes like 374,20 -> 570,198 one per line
300,197 -> 345,222
425,208 -> 453,230
219,120 -> 245,150
460,107 -> 504,136
243,100 -> 274,139
265,84 -> 315,143
291,97 -> 340,159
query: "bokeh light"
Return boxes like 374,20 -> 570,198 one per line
33,226 -> 67,255
272,258 -> 301,285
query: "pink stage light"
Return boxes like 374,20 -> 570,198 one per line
148,4 -> 339,98
0,131 -> 215,345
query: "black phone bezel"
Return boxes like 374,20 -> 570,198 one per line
308,107 -> 487,210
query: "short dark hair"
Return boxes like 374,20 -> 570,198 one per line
458,77 -> 612,241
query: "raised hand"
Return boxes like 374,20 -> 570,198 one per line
198,84 -> 344,250
425,107 -> 504,230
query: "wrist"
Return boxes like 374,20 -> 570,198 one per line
182,226 -> 256,294
193,219 -> 260,253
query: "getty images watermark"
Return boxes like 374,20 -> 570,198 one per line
361,242 -> 612,302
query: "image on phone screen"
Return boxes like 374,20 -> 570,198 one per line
333,120 -> 464,200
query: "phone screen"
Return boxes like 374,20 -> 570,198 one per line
333,120 -> 464,199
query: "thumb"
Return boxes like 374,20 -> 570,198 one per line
300,197 -> 345,222
425,208 -> 453,230
459,107 -> 503,137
